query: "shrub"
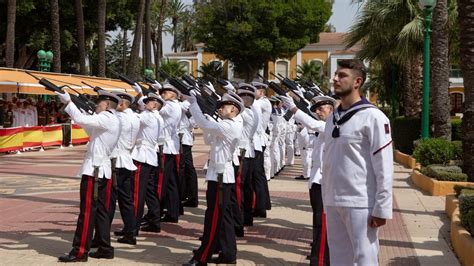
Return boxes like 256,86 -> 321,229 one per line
459,189 -> 474,234
420,165 -> 468,182
451,119 -> 462,141
392,116 -> 421,154
468,209 -> 474,236
413,138 -> 459,166
454,184 -> 474,198
452,141 -> 463,161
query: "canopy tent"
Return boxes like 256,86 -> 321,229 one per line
0,67 -> 140,96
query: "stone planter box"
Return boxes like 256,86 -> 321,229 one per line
450,208 -> 474,266
411,170 -> 472,196
445,194 -> 458,219
394,150 -> 417,169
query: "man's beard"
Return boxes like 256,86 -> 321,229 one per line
334,87 -> 353,97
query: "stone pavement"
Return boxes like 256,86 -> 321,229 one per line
0,132 -> 460,265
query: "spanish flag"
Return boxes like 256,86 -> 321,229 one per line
42,125 -> 63,147
23,126 -> 44,148
71,124 -> 89,144
0,127 -> 24,152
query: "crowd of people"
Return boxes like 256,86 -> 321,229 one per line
45,59 -> 392,266
0,96 -> 69,128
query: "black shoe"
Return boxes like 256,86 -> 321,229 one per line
244,220 -> 253,227
114,230 -> 125,236
306,255 -> 311,260
210,256 -> 236,264
117,235 -> 137,245
58,254 -> 88,262
180,206 -> 184,215
140,220 -> 150,226
141,224 -> 161,233
183,258 -> 207,266
183,200 -> 199,208
294,175 -> 306,180
89,250 -> 114,259
160,215 -> 178,223
235,227 -> 244,237
90,240 -> 99,249
253,210 -> 267,218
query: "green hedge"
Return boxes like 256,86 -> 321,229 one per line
421,165 -> 468,181
413,138 -> 462,166
452,119 -> 462,141
392,116 -> 421,154
454,184 -> 474,197
459,189 -> 474,236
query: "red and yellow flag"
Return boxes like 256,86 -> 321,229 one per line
0,127 -> 24,152
71,124 -> 89,144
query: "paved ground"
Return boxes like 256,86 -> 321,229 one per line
0,132 -> 460,265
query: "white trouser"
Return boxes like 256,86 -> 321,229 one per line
263,145 -> 272,180
278,136 -> 285,170
270,140 -> 279,177
325,206 -> 379,266
301,147 -> 312,178
285,131 -> 295,165
294,136 -> 301,156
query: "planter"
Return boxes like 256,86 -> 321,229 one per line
445,194 -> 458,219
451,209 -> 474,266
394,150 -> 417,169
411,170 -> 472,196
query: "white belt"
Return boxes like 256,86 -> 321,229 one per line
136,139 -> 156,149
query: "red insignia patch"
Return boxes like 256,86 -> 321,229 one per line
384,124 -> 390,134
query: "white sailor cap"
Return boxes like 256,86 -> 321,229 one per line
112,91 -> 135,103
160,83 -> 181,98
145,92 -> 166,107
310,95 -> 336,112
237,83 -> 257,98
216,91 -> 245,114
97,90 -> 121,104
251,81 -> 268,89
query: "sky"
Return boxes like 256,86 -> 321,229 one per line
160,0 -> 360,54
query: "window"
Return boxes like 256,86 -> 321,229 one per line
276,61 -> 289,78
450,93 -> 463,114
178,60 -> 192,74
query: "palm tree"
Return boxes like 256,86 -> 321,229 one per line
431,0 -> 451,140
297,60 -> 323,84
198,61 -> 224,79
74,0 -> 87,74
457,0 -> 474,181
127,0 -> 146,80
144,0 -> 152,69
97,0 -> 106,77
174,9 -> 196,52
159,59 -> 186,79
167,0 -> 186,53
5,0 -> 16,68
151,0 -> 167,75
50,0 -> 61,72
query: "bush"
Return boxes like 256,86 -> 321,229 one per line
392,116 -> 421,154
413,138 -> 463,166
451,119 -> 462,141
459,189 -> 474,234
454,184 -> 474,198
468,209 -> 474,236
452,141 -> 463,161
421,165 -> 468,181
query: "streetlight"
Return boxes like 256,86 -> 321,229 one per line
37,50 -> 54,72
420,0 -> 436,139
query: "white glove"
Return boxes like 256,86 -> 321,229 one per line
223,81 -> 235,92
151,81 -> 162,90
55,90 -> 71,104
205,81 -> 215,93
280,95 -> 296,110
132,82 -> 142,94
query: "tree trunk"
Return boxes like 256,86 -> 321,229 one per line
50,0 -> 61,72
431,0 -> 451,140
5,0 -> 16,68
172,18 -> 178,53
144,0 -> 152,69
122,29 -> 128,73
403,56 -> 423,118
97,0 -> 106,77
155,0 -> 167,77
127,0 -> 146,80
457,0 -> 474,181
74,0 -> 87,75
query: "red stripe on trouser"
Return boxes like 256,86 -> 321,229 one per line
133,164 -> 142,217
252,191 -> 256,209
200,189 -> 220,262
175,154 -> 181,176
77,176 -> 93,258
105,178 -> 112,211
157,155 -> 165,199
236,173 -> 241,209
318,212 -> 327,266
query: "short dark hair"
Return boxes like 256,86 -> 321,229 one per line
337,59 -> 367,85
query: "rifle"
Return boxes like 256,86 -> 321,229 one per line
81,81 -> 104,93
109,70 -> 154,96
26,71 -> 95,115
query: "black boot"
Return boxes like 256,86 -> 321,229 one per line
58,254 -> 88,263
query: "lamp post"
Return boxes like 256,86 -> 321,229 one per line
420,0 -> 436,139
37,50 -> 54,72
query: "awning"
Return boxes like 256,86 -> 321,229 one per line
0,67 -> 141,96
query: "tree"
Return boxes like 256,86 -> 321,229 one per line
106,32 -> 131,77
97,0 -> 106,77
174,9 -> 196,52
168,0 -> 186,53
194,0 -> 332,81
151,0 -> 167,75
159,59 -> 186,79
127,0 -> 146,80
74,0 -> 87,74
457,0 -> 474,181
297,60 -> 323,84
431,0 -> 451,140
198,61 -> 224,79
144,0 -> 152,69
50,0 -> 61,72
5,0 -> 16,68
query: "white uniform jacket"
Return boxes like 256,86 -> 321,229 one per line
111,108 -> 140,171
179,101 -> 194,146
159,99 -> 182,154
253,97 -> 272,148
131,110 -> 159,167
64,102 -> 120,179
321,101 -> 393,219
189,102 -> 242,184
251,105 -> 263,152
239,107 -> 258,159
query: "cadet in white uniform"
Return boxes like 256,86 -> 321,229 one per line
56,90 -> 121,262
323,59 -> 393,265
185,91 -> 243,265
